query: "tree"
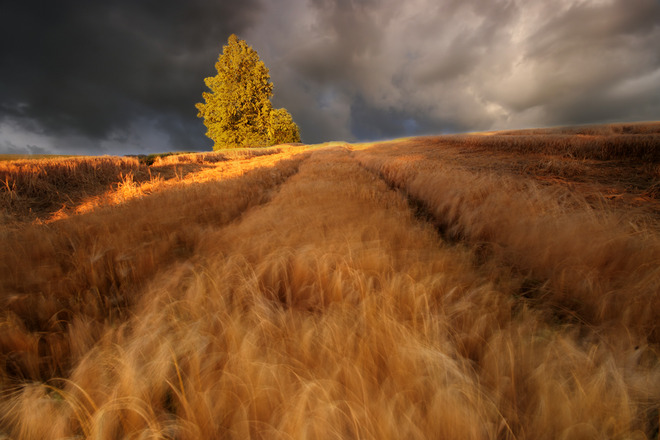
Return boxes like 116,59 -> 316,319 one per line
268,108 -> 301,145
196,34 -> 301,149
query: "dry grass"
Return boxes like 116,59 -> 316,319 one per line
1,126 -> 659,439
435,122 -> 660,162
149,145 -> 308,166
151,146 -> 282,165
0,154 -> 74,162
427,133 -> 660,161
0,146 -> 311,226
496,121 -> 660,136
353,134 -> 660,340
0,156 -> 144,224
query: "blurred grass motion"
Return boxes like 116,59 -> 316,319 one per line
1,125 -> 659,439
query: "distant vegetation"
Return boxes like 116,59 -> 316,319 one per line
0,154 -> 73,162
454,121 -> 660,161
0,123 -> 659,439
0,147 -> 308,225
127,152 -> 198,166
196,34 -> 301,149
1,155 -> 143,223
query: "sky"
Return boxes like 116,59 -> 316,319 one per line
1,0 -> 659,155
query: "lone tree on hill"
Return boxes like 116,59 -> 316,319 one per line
196,34 -> 301,149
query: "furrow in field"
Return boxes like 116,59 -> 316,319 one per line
0,152 -> 309,382
0,146 -> 307,225
353,143 -> 660,342
49,147 -> 310,222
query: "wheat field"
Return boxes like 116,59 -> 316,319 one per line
1,125 -> 659,439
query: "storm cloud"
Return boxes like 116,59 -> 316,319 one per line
1,0 -> 659,154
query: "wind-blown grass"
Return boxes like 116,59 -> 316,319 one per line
0,156 -> 144,223
354,144 -> 660,340
1,127 -> 659,439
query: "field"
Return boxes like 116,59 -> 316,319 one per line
1,123 -> 660,439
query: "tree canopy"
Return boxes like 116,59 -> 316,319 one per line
196,35 -> 301,149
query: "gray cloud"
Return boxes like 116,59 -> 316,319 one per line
0,139 -> 53,156
1,0 -> 659,153
249,0 -> 660,142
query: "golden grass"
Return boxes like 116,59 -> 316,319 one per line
0,146 -> 311,225
64,147 -> 310,220
416,121 -> 660,162
0,156 -> 143,197
0,156 -> 145,224
423,132 -> 660,161
1,127 -> 659,438
151,146 -> 285,165
354,140 -> 660,340
0,154 -> 74,162
497,121 -> 660,136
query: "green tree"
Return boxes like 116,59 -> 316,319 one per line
268,108 -> 301,145
196,34 -> 301,149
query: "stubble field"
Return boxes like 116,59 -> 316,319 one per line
1,122 -> 659,439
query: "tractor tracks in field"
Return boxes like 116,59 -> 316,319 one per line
350,150 -> 476,249
349,148 -> 660,339
0,152 -> 312,383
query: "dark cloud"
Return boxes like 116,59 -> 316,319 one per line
1,0 -> 659,153
350,95 -> 460,140
0,0 -> 261,153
